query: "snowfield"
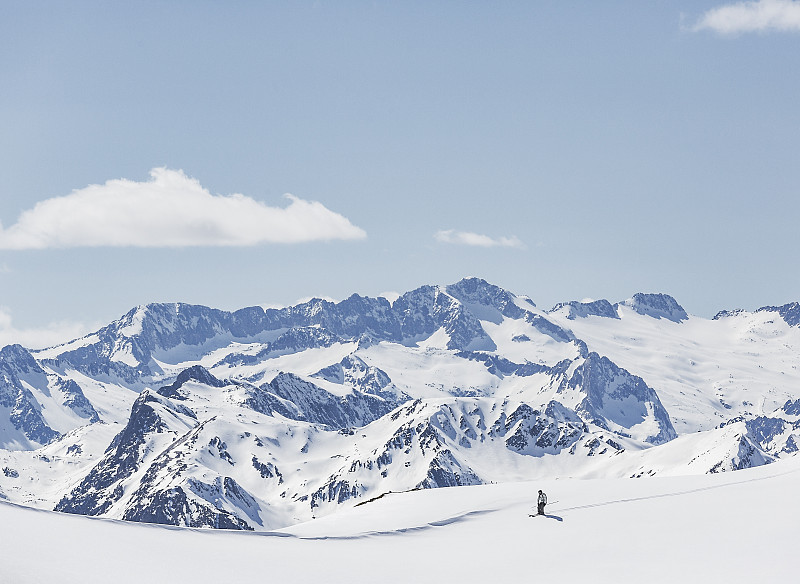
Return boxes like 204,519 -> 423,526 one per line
1,455 -> 797,583
1,278 -> 800,581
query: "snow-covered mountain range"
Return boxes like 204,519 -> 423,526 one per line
1,277 -> 798,530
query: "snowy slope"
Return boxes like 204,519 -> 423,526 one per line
548,300 -> 800,433
1,456 -> 798,583
0,278 -> 798,533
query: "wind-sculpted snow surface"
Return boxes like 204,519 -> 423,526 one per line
0,277 -> 798,530
5,457 -> 800,584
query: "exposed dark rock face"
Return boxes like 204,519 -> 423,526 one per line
712,309 -> 745,320
0,344 -> 98,446
55,390 -> 195,516
157,365 -> 226,399
53,377 -> 100,423
550,299 -> 619,320
757,302 -> 800,327
619,293 -> 688,322
415,450 -> 481,489
709,434 -> 774,473
456,351 -> 552,379
1,277 -> 787,532
37,278 -> 542,382
1,345 -> 59,444
782,399 -> 800,417
123,483 -> 254,530
490,401 -> 589,455
558,352 -> 677,445
313,354 -> 403,401
265,372 -> 398,429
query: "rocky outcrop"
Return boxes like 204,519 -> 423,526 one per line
619,293 -> 688,322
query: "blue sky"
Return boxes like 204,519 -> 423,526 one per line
1,1 -> 799,346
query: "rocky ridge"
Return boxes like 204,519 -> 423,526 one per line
0,277 -> 798,530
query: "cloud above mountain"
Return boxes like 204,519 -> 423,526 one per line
0,307 -> 96,350
434,229 -> 524,249
0,168 -> 367,249
693,0 -> 800,34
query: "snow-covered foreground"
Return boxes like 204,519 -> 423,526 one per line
3,456 -> 798,584
3,280 -> 800,531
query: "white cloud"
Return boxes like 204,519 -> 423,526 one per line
693,0 -> 800,34
0,168 -> 367,249
0,307 -> 97,350
434,229 -> 525,249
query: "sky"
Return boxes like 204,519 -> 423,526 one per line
1,0 -> 799,347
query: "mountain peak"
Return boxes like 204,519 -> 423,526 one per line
713,308 -> 746,320
0,344 -> 41,376
446,277 -> 518,303
157,365 -> 226,399
445,277 -> 534,319
619,293 -> 688,323
175,365 -> 226,388
0,343 -> 36,362
549,299 -> 619,320
756,302 -> 800,327
448,276 -> 494,291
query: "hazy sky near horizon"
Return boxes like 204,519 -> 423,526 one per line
1,0 -> 799,347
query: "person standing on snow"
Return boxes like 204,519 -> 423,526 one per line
537,489 -> 547,515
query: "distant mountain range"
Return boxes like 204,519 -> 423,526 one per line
1,277 -> 798,530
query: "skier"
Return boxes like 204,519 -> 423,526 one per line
537,489 -> 547,516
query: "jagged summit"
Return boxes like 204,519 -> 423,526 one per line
2,277 -> 799,532
31,278 -> 548,379
446,277 -> 524,308
548,293 -> 692,323
549,299 -> 619,320
157,365 -> 226,399
757,302 -> 800,327
0,344 -> 40,375
713,302 -> 800,327
711,303 -> 800,328
713,308 -> 746,320
618,293 -> 688,322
